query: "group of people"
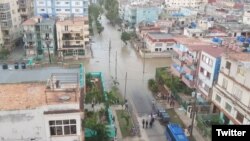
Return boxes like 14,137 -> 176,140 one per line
142,113 -> 155,129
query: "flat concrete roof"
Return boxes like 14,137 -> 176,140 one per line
0,83 -> 79,111
148,32 -> 172,40
0,66 -> 79,84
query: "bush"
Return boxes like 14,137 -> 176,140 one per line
148,79 -> 158,93
0,48 -> 10,59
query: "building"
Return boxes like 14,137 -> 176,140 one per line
243,5 -> 250,25
123,2 -> 160,26
18,0 -> 34,22
56,17 -> 89,60
0,71 -> 85,141
183,27 -> 204,38
22,16 -> 56,57
197,46 -> 224,100
165,0 -> 208,9
144,32 -> 175,54
171,37 -> 211,88
34,0 -> 89,18
0,0 -> 22,50
212,52 -> 250,124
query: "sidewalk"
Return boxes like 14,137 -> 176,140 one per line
111,105 -> 150,141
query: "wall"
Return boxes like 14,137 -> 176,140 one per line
136,7 -> 159,25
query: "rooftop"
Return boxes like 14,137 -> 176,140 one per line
56,17 -> 88,26
0,82 -> 80,111
227,52 -> 250,62
147,32 -> 172,40
202,46 -> 225,58
174,36 -> 211,46
22,18 -> 37,26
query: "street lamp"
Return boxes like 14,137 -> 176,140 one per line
45,37 -> 52,64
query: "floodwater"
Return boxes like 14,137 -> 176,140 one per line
83,15 -> 172,116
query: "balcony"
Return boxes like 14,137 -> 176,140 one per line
171,64 -> 184,78
182,75 -> 195,88
62,45 -> 84,49
183,65 -> 196,75
173,47 -> 185,56
172,56 -> 184,66
25,45 -> 35,49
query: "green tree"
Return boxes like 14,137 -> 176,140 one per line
121,111 -> 130,126
96,21 -> 104,34
105,0 -> 119,25
121,32 -> 131,45
0,48 -> 10,60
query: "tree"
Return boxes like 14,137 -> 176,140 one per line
96,21 -> 104,34
121,32 -> 131,45
0,48 -> 10,60
121,111 -> 130,126
104,0 -> 119,25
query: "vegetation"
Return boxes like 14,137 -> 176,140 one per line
84,111 -> 109,141
116,110 -> 133,137
89,3 -> 104,35
156,67 -> 194,94
121,32 -> 131,45
0,48 -> 10,60
106,86 -> 123,105
148,79 -> 159,93
104,0 -> 120,25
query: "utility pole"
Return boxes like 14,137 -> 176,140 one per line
109,39 -> 111,65
142,41 -> 145,74
115,51 -> 117,81
190,89 -> 197,136
124,72 -> 127,100
45,37 -> 52,64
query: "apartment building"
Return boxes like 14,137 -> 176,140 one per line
144,32 -> 175,54
197,47 -> 224,100
56,17 -> 89,60
123,3 -> 160,26
0,0 -> 22,50
0,72 -> 85,141
243,5 -> 250,25
212,52 -> 250,124
22,16 -> 56,57
18,0 -> 34,22
34,0 -> 89,18
165,0 -> 207,8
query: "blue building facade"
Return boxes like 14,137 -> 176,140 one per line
34,0 -> 88,17
124,5 -> 160,26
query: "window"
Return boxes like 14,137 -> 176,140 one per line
206,72 -> 211,79
45,33 -> 49,39
75,9 -> 80,12
76,41 -> 80,44
65,26 -> 68,31
233,88 -> 242,100
200,67 -> 204,73
49,119 -> 77,136
65,2 -> 69,4
222,78 -> 228,89
75,2 -> 80,5
56,9 -> 61,11
56,2 -> 60,5
65,9 -> 70,11
39,1 -> 44,4
40,9 -> 45,11
236,111 -> 244,123
225,102 -> 232,113
215,94 -> 221,103
237,67 -> 245,76
226,61 -> 231,69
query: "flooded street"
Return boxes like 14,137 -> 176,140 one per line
83,15 -> 172,116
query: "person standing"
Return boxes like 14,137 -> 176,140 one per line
145,120 -> 148,128
142,119 -> 145,128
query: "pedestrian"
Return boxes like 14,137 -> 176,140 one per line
112,116 -> 115,122
125,103 -> 128,111
142,119 -> 145,128
173,101 -> 175,107
91,102 -> 94,109
145,120 -> 148,128
149,120 -> 153,128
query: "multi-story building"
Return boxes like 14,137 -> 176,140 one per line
144,32 -> 175,54
56,17 -> 89,60
197,47 -> 224,100
18,0 -> 34,22
0,0 -> 22,50
0,71 -> 85,141
165,0 -> 207,9
212,52 -> 250,124
34,0 -> 89,18
123,3 -> 160,26
243,5 -> 250,25
22,16 -> 56,57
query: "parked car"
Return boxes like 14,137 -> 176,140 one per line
160,112 -> 170,123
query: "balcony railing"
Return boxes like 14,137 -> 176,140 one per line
62,36 -> 84,40
182,75 -> 195,88
171,64 -> 183,78
172,57 -> 183,67
62,45 -> 84,48
173,47 -> 185,56
183,65 -> 196,75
